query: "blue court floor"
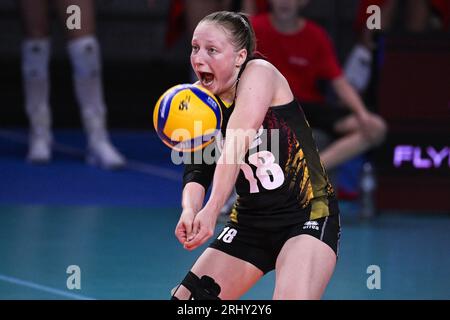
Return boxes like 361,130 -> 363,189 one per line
0,129 -> 449,299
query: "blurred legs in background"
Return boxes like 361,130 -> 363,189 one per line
20,0 -> 125,169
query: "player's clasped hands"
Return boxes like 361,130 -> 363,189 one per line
175,207 -> 218,251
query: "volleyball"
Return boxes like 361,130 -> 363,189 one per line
153,84 -> 222,152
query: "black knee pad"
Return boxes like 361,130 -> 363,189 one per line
171,271 -> 221,300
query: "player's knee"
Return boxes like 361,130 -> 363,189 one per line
171,271 -> 221,300
22,38 -> 50,80
67,35 -> 101,79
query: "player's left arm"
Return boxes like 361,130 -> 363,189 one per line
184,61 -> 275,250
209,60 -> 275,211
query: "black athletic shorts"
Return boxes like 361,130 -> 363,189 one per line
301,103 -> 351,136
209,214 -> 341,274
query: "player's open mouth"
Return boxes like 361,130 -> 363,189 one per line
200,72 -> 214,87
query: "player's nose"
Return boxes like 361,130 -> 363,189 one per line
191,50 -> 206,67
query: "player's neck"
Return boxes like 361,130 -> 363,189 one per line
218,70 -> 241,104
270,15 -> 306,34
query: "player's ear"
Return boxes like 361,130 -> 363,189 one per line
235,48 -> 247,68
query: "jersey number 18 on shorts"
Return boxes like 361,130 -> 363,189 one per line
217,227 -> 238,243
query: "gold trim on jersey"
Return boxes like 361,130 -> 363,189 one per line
221,99 -> 233,109
285,141 -> 314,209
230,206 -> 238,223
310,196 -> 330,220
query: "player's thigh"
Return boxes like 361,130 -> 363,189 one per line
273,235 -> 336,300
20,0 -> 50,37
177,247 -> 264,300
53,0 -> 95,39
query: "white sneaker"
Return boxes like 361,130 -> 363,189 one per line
86,140 -> 126,170
27,136 -> 51,163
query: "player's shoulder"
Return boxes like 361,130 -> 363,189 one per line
246,58 -> 274,69
243,59 -> 277,79
241,59 -> 291,101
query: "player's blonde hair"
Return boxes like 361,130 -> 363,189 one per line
200,11 -> 255,62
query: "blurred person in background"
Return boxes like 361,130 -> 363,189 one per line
20,0 -> 126,169
345,0 -> 449,94
251,0 -> 387,172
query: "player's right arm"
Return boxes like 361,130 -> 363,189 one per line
176,150 -> 216,246
175,182 -> 205,246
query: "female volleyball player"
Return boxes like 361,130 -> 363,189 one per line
171,11 -> 340,300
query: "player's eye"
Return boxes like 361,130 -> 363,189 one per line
208,47 -> 217,54
191,45 -> 199,53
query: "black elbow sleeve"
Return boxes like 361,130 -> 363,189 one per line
183,163 -> 215,191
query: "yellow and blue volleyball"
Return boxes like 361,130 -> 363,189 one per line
153,84 -> 222,152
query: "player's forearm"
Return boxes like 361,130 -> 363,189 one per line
181,182 -> 205,213
206,162 -> 240,216
205,132 -> 249,216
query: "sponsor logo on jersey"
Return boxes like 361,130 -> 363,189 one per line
302,220 -> 319,231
